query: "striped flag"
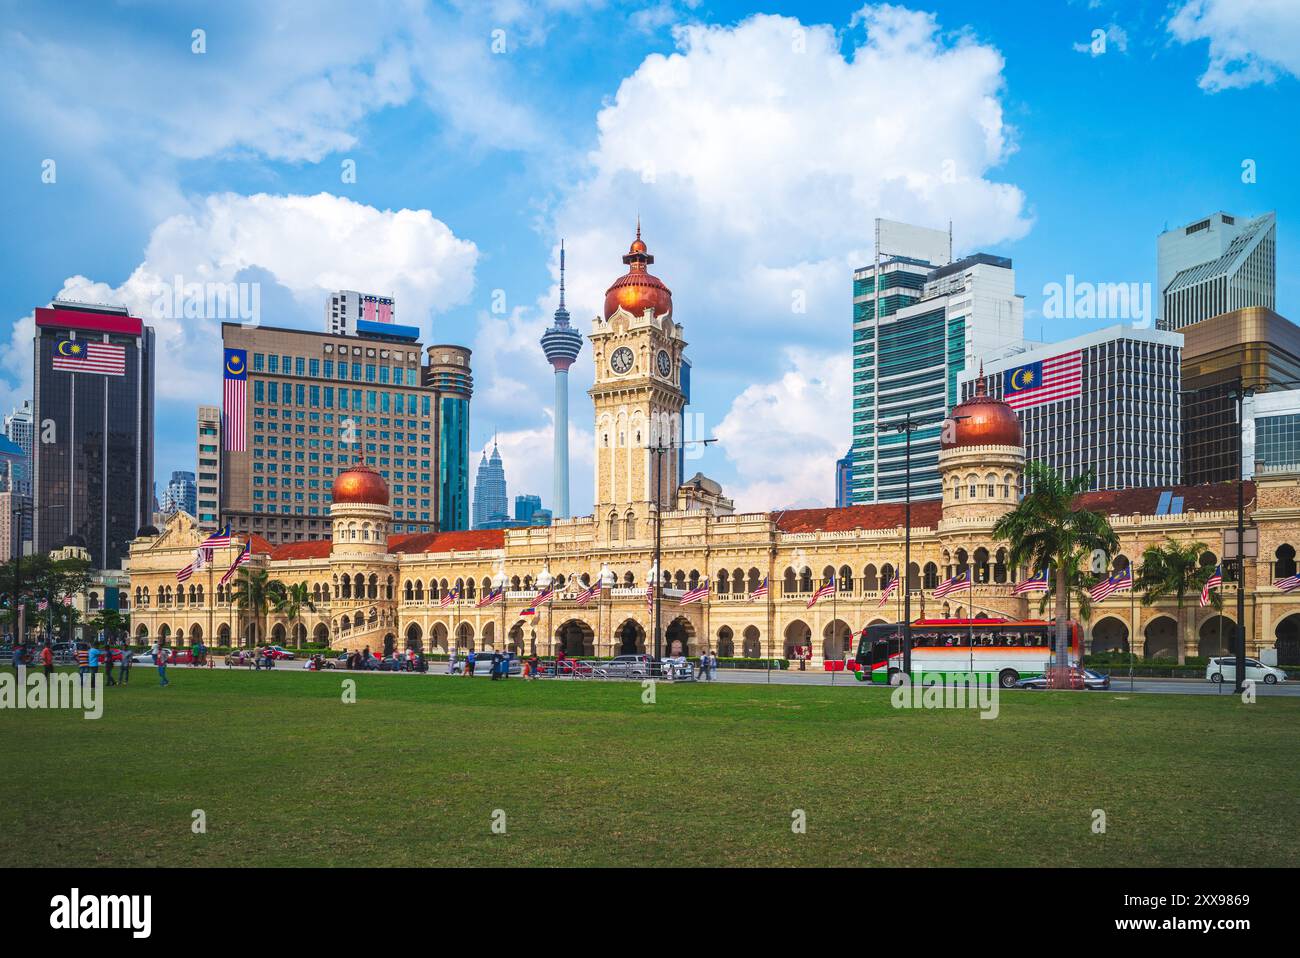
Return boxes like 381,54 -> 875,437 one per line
440,586 -> 460,609
1089,567 -> 1132,602
201,523 -> 233,549
176,563 -> 194,582
1003,350 -> 1083,410
646,582 -> 655,615
1274,574 -> 1300,593
223,348 -> 248,452
1200,565 -> 1223,608
807,575 -> 835,609
476,587 -> 502,608
62,595 -> 73,606
932,571 -> 969,599
574,583 -> 600,606
748,577 -> 769,602
52,339 -> 126,376
877,576 -> 898,608
679,583 -> 710,605
219,540 -> 252,585
533,587 -> 555,606
37,599 -> 48,611
1013,568 -> 1050,595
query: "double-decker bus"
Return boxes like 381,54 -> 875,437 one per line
854,618 -> 1081,688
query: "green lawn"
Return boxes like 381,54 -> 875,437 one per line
2,668 -> 1297,867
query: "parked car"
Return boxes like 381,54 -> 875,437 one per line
259,645 -> 296,660
225,650 -> 256,668
467,653 -> 521,675
542,657 -> 594,677
1206,657 -> 1286,685
134,649 -> 193,665
1015,668 -> 1110,691
591,654 -> 656,679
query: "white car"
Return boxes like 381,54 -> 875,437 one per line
1206,656 -> 1287,685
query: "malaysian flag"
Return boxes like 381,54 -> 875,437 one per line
62,595 -> 73,606
440,586 -> 460,609
1003,350 -> 1083,410
680,582 -> 710,605
646,583 -> 655,615
748,577 -> 769,602
1088,567 -> 1132,602
1013,568 -> 1050,595
201,523 -> 233,549
476,587 -> 502,608
176,563 -> 194,582
877,576 -> 898,608
807,575 -> 835,609
1200,565 -> 1223,608
52,339 -> 126,376
932,571 -> 969,599
37,599 -> 48,611
574,583 -> 600,606
533,586 -> 555,606
223,348 -> 248,452
219,540 -> 252,585
1274,574 -> 1300,593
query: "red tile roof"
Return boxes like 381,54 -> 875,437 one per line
388,529 -> 506,554
268,539 -> 333,561
1077,482 -> 1254,517
244,534 -> 277,556
773,500 -> 944,533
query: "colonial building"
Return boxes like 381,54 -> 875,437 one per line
126,231 -> 1300,666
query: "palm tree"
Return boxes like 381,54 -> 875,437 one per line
1137,538 -> 1221,664
273,581 -> 316,649
228,567 -> 286,649
992,461 -> 1119,678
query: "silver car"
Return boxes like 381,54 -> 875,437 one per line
594,654 -> 655,679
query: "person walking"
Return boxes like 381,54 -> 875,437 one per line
465,648 -> 477,677
105,639 -> 118,687
490,649 -> 502,681
156,645 -> 170,687
40,643 -> 54,680
448,649 -> 459,675
710,649 -> 719,681
119,645 -> 131,685
86,642 -> 101,691
75,643 -> 90,684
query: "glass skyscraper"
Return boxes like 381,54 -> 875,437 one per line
425,344 -> 473,532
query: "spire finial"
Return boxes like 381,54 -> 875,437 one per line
558,239 -> 566,309
636,217 -> 641,242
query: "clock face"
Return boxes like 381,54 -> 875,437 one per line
610,346 -> 635,375
656,349 -> 672,378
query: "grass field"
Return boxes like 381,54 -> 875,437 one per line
2,668 -> 1297,867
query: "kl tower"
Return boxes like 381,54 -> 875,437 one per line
540,241 -> 582,518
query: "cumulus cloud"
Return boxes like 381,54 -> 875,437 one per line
0,192 -> 477,426
1169,0 -> 1300,91
713,348 -> 851,512
546,6 -> 1028,510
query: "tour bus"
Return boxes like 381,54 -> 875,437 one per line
854,618 -> 1082,689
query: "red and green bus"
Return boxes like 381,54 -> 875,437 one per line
854,618 -> 1082,689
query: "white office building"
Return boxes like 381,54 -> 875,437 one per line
962,325 -> 1184,491
1245,389 -> 1300,478
1157,211 -> 1276,330
325,290 -> 397,336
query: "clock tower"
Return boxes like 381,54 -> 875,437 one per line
589,225 -> 687,540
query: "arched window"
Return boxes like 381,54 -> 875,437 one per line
923,562 -> 939,589
624,511 -> 635,540
608,512 -> 619,540
717,570 -> 730,595
799,568 -> 813,593
838,565 -> 853,591
863,564 -> 878,591
783,567 -> 797,593
1277,544 -> 1297,579
985,473 -> 997,497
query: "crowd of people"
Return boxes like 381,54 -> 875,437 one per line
6,638 -> 172,687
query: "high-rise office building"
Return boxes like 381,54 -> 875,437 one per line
541,242 -> 582,519
471,441 -> 507,529
221,320 -> 457,544
425,344 -> 472,532
852,220 -> 1023,503
963,325 -> 1184,491
1181,306 -> 1300,485
159,470 -> 198,516
195,404 -> 221,531
33,301 -> 155,569
0,489 -> 30,562
514,494 -> 542,524
1157,211 -> 1276,330
325,290 -> 400,337
3,400 -> 34,497
1246,388 -> 1300,477
835,449 -> 852,507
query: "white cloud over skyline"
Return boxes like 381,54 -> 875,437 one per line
1168,0 -> 1300,91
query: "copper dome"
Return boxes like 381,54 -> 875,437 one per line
604,224 -> 673,320
942,378 -> 1023,450
332,463 -> 389,506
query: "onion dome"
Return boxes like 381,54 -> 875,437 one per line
603,222 -> 673,320
331,462 -> 389,506
941,375 -> 1023,450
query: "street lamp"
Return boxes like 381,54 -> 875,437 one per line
876,414 -> 965,677
648,437 -> 718,661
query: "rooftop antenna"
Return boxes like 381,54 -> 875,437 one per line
948,220 -> 953,264
558,239 -> 566,309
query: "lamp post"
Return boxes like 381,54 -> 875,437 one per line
647,437 -> 717,661
876,415 -> 964,677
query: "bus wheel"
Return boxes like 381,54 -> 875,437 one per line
998,669 -> 1019,689
887,668 -> 902,686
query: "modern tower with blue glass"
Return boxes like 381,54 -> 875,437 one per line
541,241 -> 583,518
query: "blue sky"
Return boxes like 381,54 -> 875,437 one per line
3,0 -> 1298,513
